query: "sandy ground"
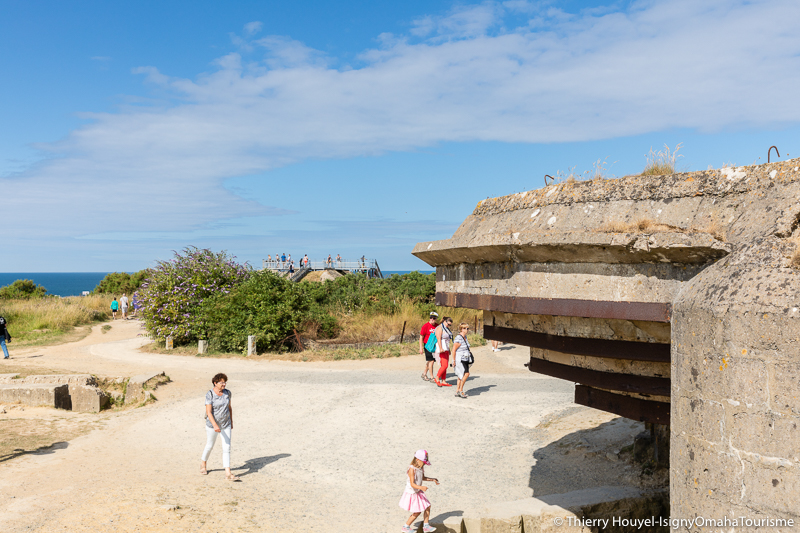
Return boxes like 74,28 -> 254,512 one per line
0,320 -> 649,532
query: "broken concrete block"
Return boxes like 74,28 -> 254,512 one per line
0,383 -> 70,410
68,384 -> 109,413
124,372 -> 167,405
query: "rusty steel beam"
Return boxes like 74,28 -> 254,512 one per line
485,325 -> 670,362
526,357 -> 670,396
436,292 -> 671,322
575,385 -> 670,425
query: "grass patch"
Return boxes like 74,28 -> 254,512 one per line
141,339 -> 420,361
641,143 -> 682,176
598,217 -> 726,241
0,295 -> 111,347
328,301 -> 482,344
0,365 -> 84,378
101,325 -> 112,334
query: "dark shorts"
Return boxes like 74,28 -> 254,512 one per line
424,348 -> 435,362
461,362 -> 471,374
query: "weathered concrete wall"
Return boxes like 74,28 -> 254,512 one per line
413,159 -> 800,524
0,383 -> 70,409
671,244 -> 800,522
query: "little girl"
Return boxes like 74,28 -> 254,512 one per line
399,449 -> 439,533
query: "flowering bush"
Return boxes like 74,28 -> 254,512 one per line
137,248 -> 250,343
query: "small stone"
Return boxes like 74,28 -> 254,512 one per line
160,504 -> 178,511
606,452 -> 619,462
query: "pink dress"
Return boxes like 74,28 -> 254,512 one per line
398,465 -> 431,512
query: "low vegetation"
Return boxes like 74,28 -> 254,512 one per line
134,248 -> 484,356
597,217 -> 726,241
0,279 -> 47,299
92,270 -> 150,295
0,295 -> 110,345
641,143 -> 683,176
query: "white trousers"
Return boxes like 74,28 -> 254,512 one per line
201,426 -> 232,468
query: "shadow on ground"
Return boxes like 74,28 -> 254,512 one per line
0,441 -> 68,464
529,418 -> 653,497
235,453 -> 292,477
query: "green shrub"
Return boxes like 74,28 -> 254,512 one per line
200,270 -> 311,353
93,270 -> 150,295
137,247 -> 250,343
0,279 -> 47,299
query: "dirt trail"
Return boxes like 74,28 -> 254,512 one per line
0,321 -> 644,532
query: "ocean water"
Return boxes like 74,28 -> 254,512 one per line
0,270 -> 433,297
0,273 -> 113,297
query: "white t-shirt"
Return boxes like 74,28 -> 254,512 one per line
120,296 -> 129,308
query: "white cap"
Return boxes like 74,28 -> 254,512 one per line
429,311 -> 439,318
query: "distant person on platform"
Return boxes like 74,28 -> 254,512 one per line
289,261 -> 295,274
0,315 -> 11,360
110,297 -> 119,320
120,293 -> 129,320
303,254 -> 309,267
267,254 -> 272,265
326,254 -> 332,267
360,255 -> 366,269
336,254 -> 342,265
281,253 -> 286,263
419,312 -> 439,382
288,254 -> 292,265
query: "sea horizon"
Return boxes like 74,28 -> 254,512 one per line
0,270 -> 434,297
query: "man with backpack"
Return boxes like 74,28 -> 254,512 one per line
418,312 -> 439,382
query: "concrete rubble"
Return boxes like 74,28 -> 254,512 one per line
0,374 -> 108,412
124,372 -> 168,405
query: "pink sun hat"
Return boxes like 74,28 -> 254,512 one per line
415,449 -> 431,465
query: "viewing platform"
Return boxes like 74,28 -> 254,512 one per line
261,258 -> 383,281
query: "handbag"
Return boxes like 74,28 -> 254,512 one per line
459,334 -> 474,364
424,330 -> 439,353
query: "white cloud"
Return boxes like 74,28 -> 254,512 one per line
243,21 -> 263,36
4,0 -> 800,254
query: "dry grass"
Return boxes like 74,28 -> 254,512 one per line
641,143 -> 683,176
139,301 -> 486,361
0,295 -> 110,346
330,300 -> 482,344
141,339 -> 419,362
553,158 -> 614,184
598,217 -> 726,241
791,249 -> 800,269
598,218 -> 681,234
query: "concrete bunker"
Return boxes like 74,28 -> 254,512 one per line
414,160 -> 800,523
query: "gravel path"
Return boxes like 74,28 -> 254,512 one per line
0,321 -> 641,532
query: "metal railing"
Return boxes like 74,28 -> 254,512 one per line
262,259 -> 383,279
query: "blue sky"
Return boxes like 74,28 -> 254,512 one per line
2,0 -> 800,272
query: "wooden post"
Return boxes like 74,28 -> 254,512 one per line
474,316 -> 478,336
293,328 -> 305,352
247,335 -> 256,356
399,321 -> 407,344
165,336 -> 173,350
198,340 -> 208,354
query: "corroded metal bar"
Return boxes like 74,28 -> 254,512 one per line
485,325 -> 670,362
575,385 -> 670,425
436,292 -> 672,322
526,357 -> 670,396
